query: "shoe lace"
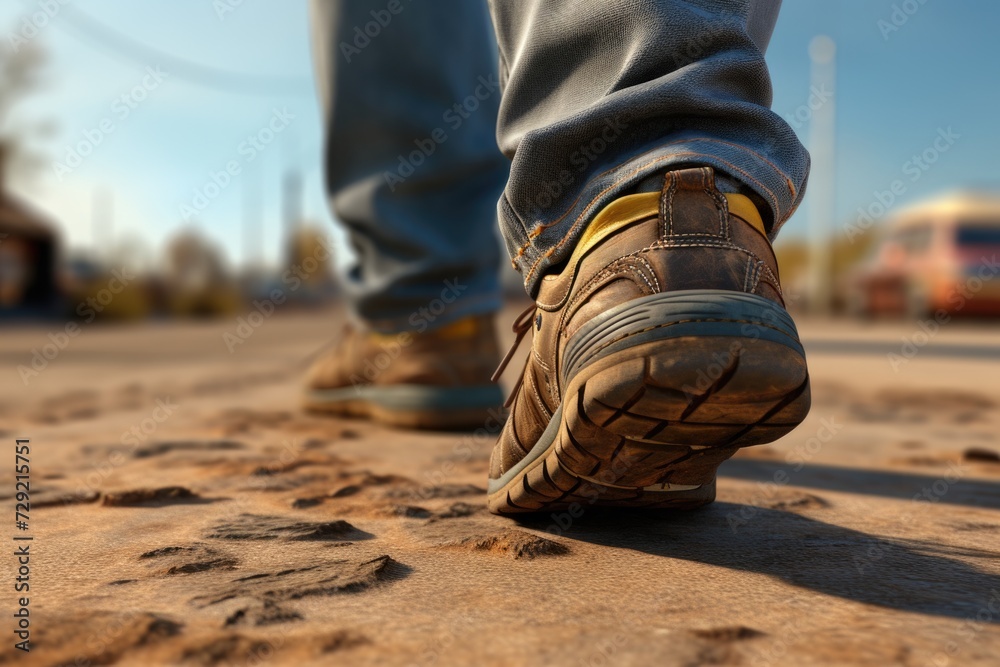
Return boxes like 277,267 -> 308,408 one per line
298,323 -> 351,371
491,303 -> 537,409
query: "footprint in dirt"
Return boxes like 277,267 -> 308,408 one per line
138,543 -> 239,576
102,486 -> 215,507
190,554 -> 409,609
223,599 -> 303,628
0,611 -> 182,665
444,528 -> 570,560
8,487 -> 100,509
178,628 -> 370,664
398,507 -> 570,560
203,514 -> 373,542
132,440 -> 247,459
11,609 -> 368,664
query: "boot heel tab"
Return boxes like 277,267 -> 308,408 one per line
658,166 -> 729,238
661,166 -> 718,192
658,167 -> 768,240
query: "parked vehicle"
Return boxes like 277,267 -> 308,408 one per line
846,192 -> 1000,318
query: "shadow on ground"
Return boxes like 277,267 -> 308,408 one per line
517,502 -> 1000,622
721,459 -> 1000,509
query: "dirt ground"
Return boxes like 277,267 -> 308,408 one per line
1,304 -> 999,666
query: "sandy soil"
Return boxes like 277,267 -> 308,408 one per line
1,305 -> 999,666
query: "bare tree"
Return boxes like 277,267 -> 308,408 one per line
0,35 -> 52,186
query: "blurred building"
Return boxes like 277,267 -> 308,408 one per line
0,145 -> 59,318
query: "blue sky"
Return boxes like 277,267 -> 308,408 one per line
2,0 -> 996,268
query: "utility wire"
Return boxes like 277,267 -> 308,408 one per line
28,2 -> 312,96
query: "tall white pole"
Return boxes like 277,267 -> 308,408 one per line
242,161 -> 262,271
91,187 -> 113,263
807,35 -> 836,315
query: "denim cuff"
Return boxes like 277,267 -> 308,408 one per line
356,289 -> 502,335
502,135 -> 809,297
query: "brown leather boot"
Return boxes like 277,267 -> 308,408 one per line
488,167 -> 810,514
304,314 -> 504,430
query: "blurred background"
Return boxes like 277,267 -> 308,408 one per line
3,6 -> 998,663
0,0 -> 998,324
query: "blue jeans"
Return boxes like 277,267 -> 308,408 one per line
310,0 -> 808,332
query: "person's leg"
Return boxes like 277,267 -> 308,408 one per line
484,1 -> 813,513
486,0 -> 807,292
304,1 -> 507,429
309,0 -> 507,332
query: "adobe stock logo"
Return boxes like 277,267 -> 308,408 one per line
843,127 -> 959,243
213,0 -> 246,21
383,75 -> 500,192
6,0 -> 71,53
179,108 -> 294,220
878,0 -> 931,40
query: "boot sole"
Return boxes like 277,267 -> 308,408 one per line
487,290 -> 810,514
304,384 -> 504,431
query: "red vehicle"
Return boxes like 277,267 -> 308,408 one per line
847,192 -> 1000,318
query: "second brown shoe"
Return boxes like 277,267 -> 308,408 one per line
304,314 -> 504,430
488,167 -> 810,514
